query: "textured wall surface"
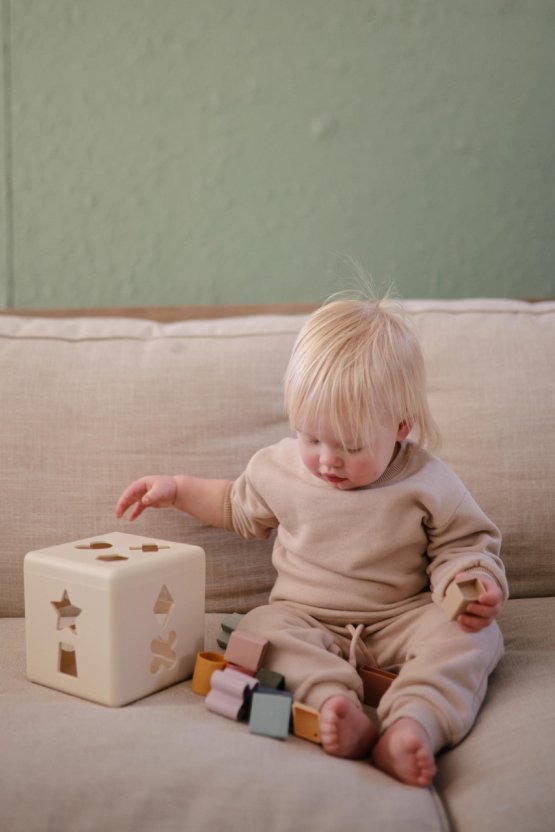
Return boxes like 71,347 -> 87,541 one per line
1,0 -> 555,308
0,3 -> 8,307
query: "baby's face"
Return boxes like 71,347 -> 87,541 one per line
296,416 -> 409,490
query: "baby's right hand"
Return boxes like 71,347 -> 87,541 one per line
115,475 -> 178,521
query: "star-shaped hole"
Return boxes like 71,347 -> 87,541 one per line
51,590 -> 82,632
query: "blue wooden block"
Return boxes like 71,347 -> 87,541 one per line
248,690 -> 293,740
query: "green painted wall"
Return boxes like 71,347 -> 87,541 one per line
1,0 -> 554,309
0,3 -> 8,307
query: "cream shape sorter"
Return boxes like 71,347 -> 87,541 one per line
24,531 -> 205,707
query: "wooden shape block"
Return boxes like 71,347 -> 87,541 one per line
226,663 -> 256,677
216,628 -> 230,650
205,688 -> 245,721
256,668 -> 286,690
442,578 -> 485,621
191,651 -> 226,696
292,702 -> 321,744
205,667 -> 259,721
256,686 -> 293,699
217,613 -> 244,650
220,612 -> 244,633
224,630 -> 269,673
249,690 -> 293,739
358,666 -> 397,708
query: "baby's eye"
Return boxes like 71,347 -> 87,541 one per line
346,446 -> 364,455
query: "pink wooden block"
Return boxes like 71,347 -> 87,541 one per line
224,630 -> 269,673
205,667 -> 259,721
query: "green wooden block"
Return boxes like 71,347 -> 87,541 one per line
249,691 -> 293,740
216,628 -> 230,650
255,668 -> 286,690
217,613 -> 244,649
220,612 -> 244,633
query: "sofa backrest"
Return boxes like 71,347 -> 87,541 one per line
1,299 -> 553,617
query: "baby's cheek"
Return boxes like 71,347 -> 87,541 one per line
299,448 -> 316,474
350,460 -> 376,485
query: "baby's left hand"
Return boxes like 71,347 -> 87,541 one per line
454,574 -> 504,633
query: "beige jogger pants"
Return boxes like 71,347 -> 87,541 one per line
239,600 -> 504,752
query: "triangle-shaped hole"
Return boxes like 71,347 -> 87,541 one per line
153,585 -> 174,627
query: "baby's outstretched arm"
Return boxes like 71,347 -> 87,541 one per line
115,475 -> 178,521
453,573 -> 504,633
115,474 -> 230,529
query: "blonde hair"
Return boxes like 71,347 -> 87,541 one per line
284,296 -> 440,451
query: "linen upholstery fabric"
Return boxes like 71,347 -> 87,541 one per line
0,299 -> 554,832
0,314 -> 297,616
435,597 -> 555,832
1,300 -> 553,617
0,615 -> 450,832
409,300 -> 555,599
1,605 -> 553,832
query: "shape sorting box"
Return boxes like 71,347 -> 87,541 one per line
24,531 -> 205,707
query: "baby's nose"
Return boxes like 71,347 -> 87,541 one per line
320,445 -> 342,467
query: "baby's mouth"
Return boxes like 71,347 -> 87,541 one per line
320,473 -> 347,484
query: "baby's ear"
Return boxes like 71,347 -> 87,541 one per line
397,420 -> 412,440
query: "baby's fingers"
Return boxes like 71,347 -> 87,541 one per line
458,596 -> 501,632
126,499 -> 149,521
139,476 -> 177,508
115,479 -> 149,519
475,583 -> 503,617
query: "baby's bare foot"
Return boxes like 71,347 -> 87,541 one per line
372,717 -> 436,787
319,696 -> 377,759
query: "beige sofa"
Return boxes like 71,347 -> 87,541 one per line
1,299 -> 553,832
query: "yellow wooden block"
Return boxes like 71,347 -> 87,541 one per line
292,702 -> 321,744
191,651 -> 226,696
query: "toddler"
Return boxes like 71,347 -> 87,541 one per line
115,297 -> 507,787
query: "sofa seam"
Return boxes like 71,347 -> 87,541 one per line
408,307 -> 554,317
0,330 -> 306,344
428,784 -> 453,832
1,305 -> 555,345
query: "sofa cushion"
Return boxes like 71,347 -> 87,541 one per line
1,598 -> 553,832
0,313 -> 299,616
407,299 -> 555,601
0,299 -> 554,617
434,596 -> 555,832
0,617 -> 449,832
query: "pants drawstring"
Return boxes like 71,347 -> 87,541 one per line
345,623 -> 365,667
344,622 -> 381,670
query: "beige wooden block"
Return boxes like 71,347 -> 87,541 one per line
442,578 -> 485,621
24,531 -> 205,706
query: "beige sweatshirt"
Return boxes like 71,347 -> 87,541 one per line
224,438 -> 508,627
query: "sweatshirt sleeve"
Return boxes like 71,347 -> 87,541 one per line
425,486 -> 509,606
223,451 -> 279,540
